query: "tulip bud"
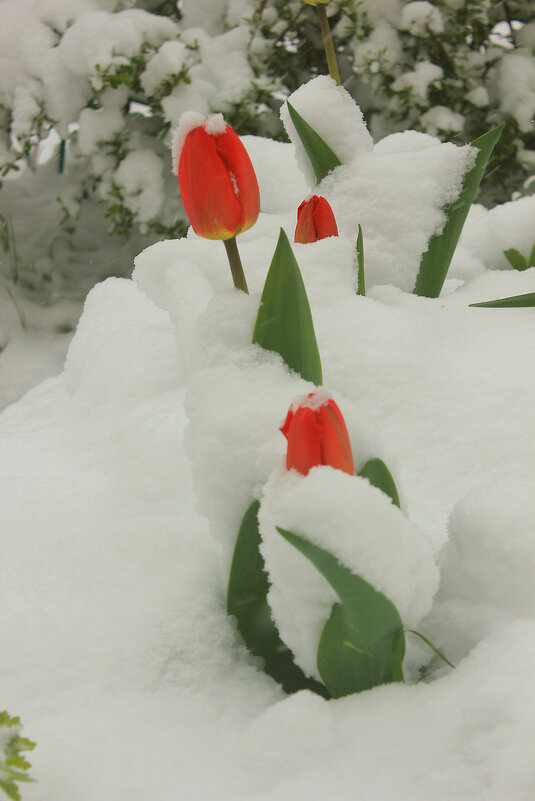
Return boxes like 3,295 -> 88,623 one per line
173,112 -> 260,241
294,195 -> 338,244
280,392 -> 354,476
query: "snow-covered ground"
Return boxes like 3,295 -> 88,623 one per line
2,78 -> 535,800
0,294 -> 78,411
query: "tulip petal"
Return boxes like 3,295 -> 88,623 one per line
317,401 -> 354,475
215,127 -> 260,234
286,406 -> 323,475
313,196 -> 338,239
294,196 -> 338,243
178,126 -> 242,239
295,198 -> 318,243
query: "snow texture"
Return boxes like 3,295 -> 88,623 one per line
259,465 -> 439,678
2,73 -> 535,801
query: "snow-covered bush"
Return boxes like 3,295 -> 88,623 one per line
0,0 -> 534,300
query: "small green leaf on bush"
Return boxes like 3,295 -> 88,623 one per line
504,248 -> 527,271
286,102 -> 342,183
277,527 -> 404,698
253,228 -> 323,385
228,501 -> 328,697
470,291 -> 535,308
414,122 -> 505,299
358,458 -> 400,508
356,224 -> 365,296
0,711 -> 36,801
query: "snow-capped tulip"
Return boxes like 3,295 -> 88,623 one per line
174,112 -> 260,241
294,195 -> 338,244
280,392 -> 354,476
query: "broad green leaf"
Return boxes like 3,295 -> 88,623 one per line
277,527 -> 404,698
529,241 -> 535,267
391,631 -> 405,683
470,291 -> 535,308
356,224 -> 365,296
358,458 -> 400,507
405,629 -> 455,669
253,228 -> 323,385
504,248 -> 527,271
414,122 -> 505,298
286,102 -> 342,183
227,501 -> 329,697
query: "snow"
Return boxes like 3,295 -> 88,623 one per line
114,150 -> 165,223
259,464 -> 438,679
162,26 -> 255,132
280,76 -> 373,185
401,1 -> 444,34
420,105 -> 466,136
140,40 -> 189,97
488,53 -> 535,133
392,62 -> 444,101
466,86 -> 490,107
352,21 -> 402,74
2,73 -> 535,801
77,106 -> 124,156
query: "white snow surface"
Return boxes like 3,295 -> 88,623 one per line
2,76 -> 535,800
259,465 -> 439,679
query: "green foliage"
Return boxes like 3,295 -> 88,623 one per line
227,501 -> 329,696
355,223 -> 365,296
286,102 -> 341,182
469,291 -> 535,307
504,247 -> 528,271
1,0 -> 534,300
253,228 -> 323,385
414,123 -> 504,298
504,242 -> 535,271
0,711 -> 36,801
358,458 -> 400,508
404,630 -> 455,670
277,527 -> 405,698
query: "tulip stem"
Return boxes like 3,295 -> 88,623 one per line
224,237 -> 249,294
316,5 -> 341,86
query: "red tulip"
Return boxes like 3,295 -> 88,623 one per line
175,113 -> 260,240
280,392 -> 354,476
294,195 -> 338,244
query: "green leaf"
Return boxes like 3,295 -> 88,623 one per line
227,501 -> 329,697
356,224 -> 365,296
405,629 -> 455,669
0,712 -> 35,801
0,778 -> 20,801
414,122 -> 505,298
504,248 -> 527,271
469,291 -> 535,308
286,102 -> 342,183
277,527 -> 404,698
391,631 -> 405,683
253,228 -> 323,385
358,458 -> 400,508
529,241 -> 535,268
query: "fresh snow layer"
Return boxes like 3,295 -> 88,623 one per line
281,76 -> 476,291
259,465 -> 439,679
2,76 -> 535,801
